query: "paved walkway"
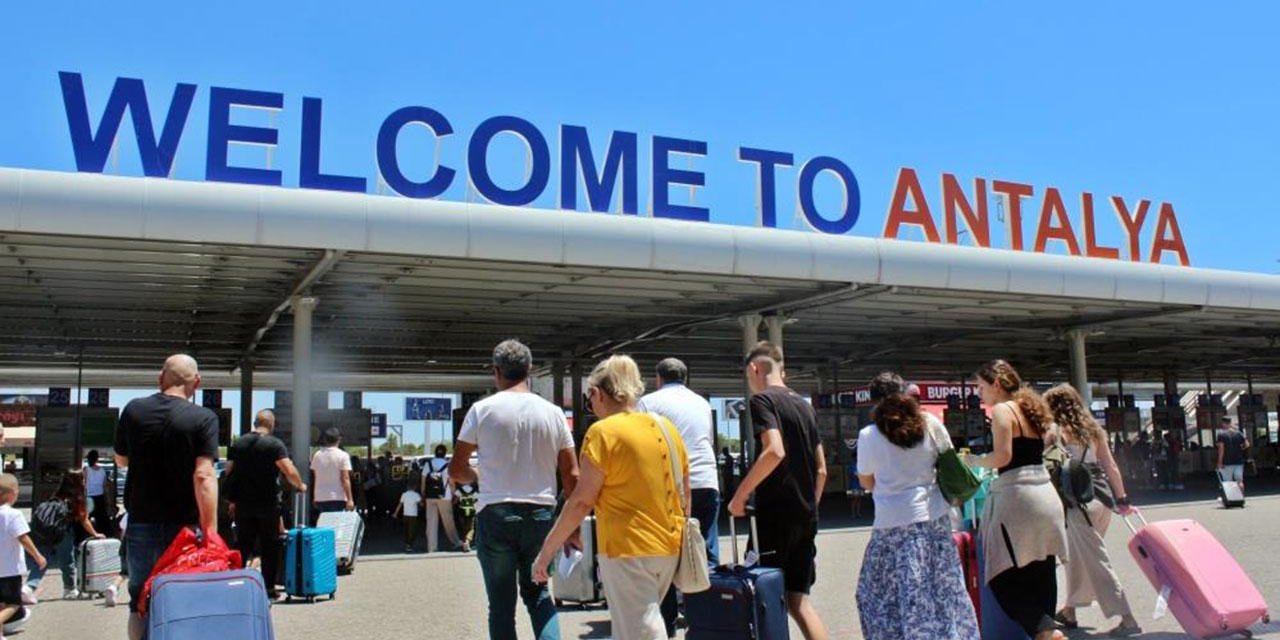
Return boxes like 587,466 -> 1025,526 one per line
20,492 -> 1280,639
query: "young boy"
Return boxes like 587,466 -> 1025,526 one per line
0,473 -> 45,638
392,485 -> 422,553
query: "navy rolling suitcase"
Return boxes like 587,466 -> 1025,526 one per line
685,514 -> 790,640
147,569 -> 274,640
284,496 -> 338,603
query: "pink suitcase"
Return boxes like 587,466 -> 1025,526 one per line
1123,510 -> 1269,639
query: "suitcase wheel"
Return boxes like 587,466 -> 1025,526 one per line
330,592 -> 336,601
307,596 -> 315,603
1239,631 -> 1251,639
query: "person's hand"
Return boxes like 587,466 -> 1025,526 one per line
227,502 -> 237,520
1117,503 -> 1136,516
297,483 -> 308,493
93,533 -> 106,539
727,494 -> 747,518
35,554 -> 46,570
531,549 -> 554,584
566,528 -> 583,552
345,500 -> 355,511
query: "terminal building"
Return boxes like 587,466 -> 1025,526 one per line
3,165 -> 1280,500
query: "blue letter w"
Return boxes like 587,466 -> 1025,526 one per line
59,71 -> 197,177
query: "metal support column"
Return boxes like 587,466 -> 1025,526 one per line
832,361 -> 842,466
764,314 -> 786,352
551,360 -> 565,408
239,360 -> 254,436
570,361 -> 585,449
739,314 -> 762,461
291,296 -> 317,491
1066,328 -> 1091,406
1204,370 -> 1214,448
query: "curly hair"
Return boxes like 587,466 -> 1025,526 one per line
873,393 -> 926,449
975,359 -> 1052,436
1043,383 -> 1105,445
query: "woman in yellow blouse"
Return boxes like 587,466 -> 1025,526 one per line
533,354 -> 690,640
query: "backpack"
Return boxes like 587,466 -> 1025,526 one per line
31,498 -> 71,546
1044,436 -> 1100,509
424,459 -> 447,499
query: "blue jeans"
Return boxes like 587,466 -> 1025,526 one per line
26,531 -> 76,591
125,522 -> 184,613
661,488 -> 721,636
474,502 -> 559,640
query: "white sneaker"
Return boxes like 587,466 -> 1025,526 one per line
104,585 -> 118,607
63,589 -> 80,600
19,586 -> 35,605
2,607 -> 30,634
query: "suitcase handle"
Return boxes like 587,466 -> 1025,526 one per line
294,492 -> 308,530
726,505 -> 757,567
1119,506 -> 1148,535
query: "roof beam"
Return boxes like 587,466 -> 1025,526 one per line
240,250 -> 345,364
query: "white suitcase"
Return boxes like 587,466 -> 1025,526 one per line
78,537 -> 122,595
551,515 -> 603,606
316,511 -> 365,574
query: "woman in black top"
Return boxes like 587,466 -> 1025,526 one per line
967,360 -> 1068,640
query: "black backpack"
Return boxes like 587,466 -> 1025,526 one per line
31,499 -> 70,546
424,459 -> 447,499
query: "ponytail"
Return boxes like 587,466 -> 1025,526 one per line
1012,387 -> 1052,437
874,393 -> 927,449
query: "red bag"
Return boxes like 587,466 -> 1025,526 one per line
139,527 -> 242,616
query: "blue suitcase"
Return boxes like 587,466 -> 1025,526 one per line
147,569 -> 274,640
685,515 -> 790,640
284,497 -> 338,603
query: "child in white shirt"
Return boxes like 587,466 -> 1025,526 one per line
0,474 -> 45,639
392,488 -> 422,553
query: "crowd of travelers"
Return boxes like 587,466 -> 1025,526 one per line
0,341 -> 1257,640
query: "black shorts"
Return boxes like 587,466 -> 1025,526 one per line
755,516 -> 817,594
0,574 -> 23,606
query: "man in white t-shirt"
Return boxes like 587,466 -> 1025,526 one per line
449,339 -> 578,640
637,357 -> 721,638
310,428 -> 353,521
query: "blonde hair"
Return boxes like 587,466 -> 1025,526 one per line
1043,384 -> 1105,445
0,473 -> 17,497
587,354 -> 646,405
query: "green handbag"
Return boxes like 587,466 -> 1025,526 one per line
929,422 -> 982,504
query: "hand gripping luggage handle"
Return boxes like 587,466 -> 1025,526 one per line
1119,506 -> 1148,535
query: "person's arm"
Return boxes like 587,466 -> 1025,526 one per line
728,428 -> 786,516
557,447 -> 580,498
342,467 -> 354,510
275,458 -> 307,492
194,456 -> 218,533
1217,440 -> 1225,469
969,404 -> 1014,470
531,456 -> 605,584
80,511 -> 104,539
449,441 -> 478,485
19,533 -> 45,570
813,441 -> 828,506
1094,431 -> 1133,513
392,500 -> 403,518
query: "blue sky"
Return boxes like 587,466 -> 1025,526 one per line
2,3 -> 1278,272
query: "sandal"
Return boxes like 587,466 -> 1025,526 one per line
1053,610 -> 1079,629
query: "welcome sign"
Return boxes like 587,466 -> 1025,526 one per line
56,72 -> 1189,265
